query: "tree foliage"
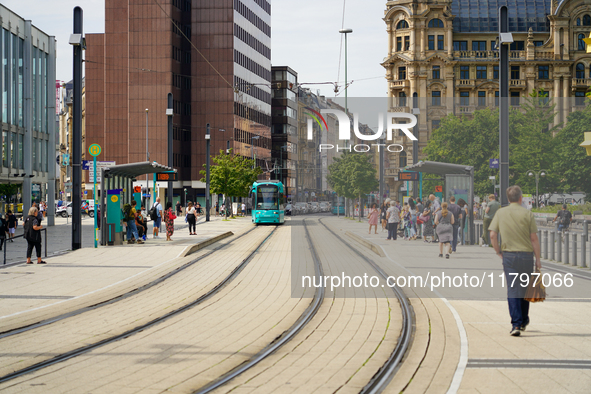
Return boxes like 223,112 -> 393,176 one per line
422,90 -> 587,197
200,149 -> 262,217
0,184 -> 20,202
327,152 -> 378,199
552,103 -> 591,196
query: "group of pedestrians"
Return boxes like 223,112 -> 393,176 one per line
372,194 -> 470,259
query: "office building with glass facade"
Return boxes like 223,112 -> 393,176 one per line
0,5 -> 56,215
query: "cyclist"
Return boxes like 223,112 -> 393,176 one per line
553,204 -> 572,234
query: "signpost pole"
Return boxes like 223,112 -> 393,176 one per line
93,155 -> 97,248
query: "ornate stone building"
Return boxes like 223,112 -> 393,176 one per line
383,0 -> 591,198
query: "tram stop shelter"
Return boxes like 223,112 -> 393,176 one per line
404,161 -> 476,245
99,161 -> 175,246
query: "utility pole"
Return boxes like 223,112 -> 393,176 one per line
205,123 -> 211,222
167,94 -> 173,208
499,6 -> 510,206
71,7 -> 83,250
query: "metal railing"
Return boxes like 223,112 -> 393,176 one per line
2,228 -> 47,265
475,220 -> 590,269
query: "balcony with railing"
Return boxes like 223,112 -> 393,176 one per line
572,78 -> 591,87
390,79 -> 409,89
510,79 -> 526,87
454,50 -> 526,60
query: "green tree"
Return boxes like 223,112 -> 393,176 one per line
0,184 -> 20,202
200,149 -> 262,218
327,152 -> 378,220
509,90 -> 559,194
423,90 -> 560,197
553,102 -> 591,196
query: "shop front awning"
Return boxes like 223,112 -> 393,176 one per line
102,161 -> 175,179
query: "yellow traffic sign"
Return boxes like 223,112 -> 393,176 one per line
89,143 -> 102,157
584,33 -> 591,54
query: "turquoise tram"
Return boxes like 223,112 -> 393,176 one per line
250,180 -> 285,224
332,195 -> 345,215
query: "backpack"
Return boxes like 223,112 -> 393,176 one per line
149,203 -> 159,221
561,210 -> 572,225
122,204 -> 134,222
24,216 -> 40,243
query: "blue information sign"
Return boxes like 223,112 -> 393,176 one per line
489,158 -> 499,169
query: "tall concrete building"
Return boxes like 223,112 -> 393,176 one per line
0,4 -> 56,221
383,0 -> 591,197
271,66 -> 297,199
86,0 -> 271,205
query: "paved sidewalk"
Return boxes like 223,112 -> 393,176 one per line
324,216 -> 591,394
0,216 -> 254,332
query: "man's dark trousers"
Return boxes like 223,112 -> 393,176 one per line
502,251 -> 533,329
451,224 -> 460,252
482,217 -> 492,244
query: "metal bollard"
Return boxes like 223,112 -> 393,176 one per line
557,231 -> 562,263
565,232 -> 570,265
583,220 -> 588,268
550,231 -> 555,261
573,233 -> 577,267
543,230 -> 548,260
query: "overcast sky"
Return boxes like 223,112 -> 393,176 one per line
3,0 -> 387,97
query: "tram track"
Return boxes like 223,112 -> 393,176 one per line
192,218 -> 325,393
0,225 -> 278,385
195,216 -> 413,394
0,226 -> 258,339
316,217 -> 414,394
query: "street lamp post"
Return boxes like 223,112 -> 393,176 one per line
527,169 -> 547,208
340,28 -> 352,217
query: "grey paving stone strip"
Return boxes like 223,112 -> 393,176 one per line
0,226 -> 278,386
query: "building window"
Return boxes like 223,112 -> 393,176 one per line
472,41 -> 486,51
495,91 -> 499,106
538,90 -> 549,106
460,91 -> 469,106
491,40 -> 497,50
396,36 -> 402,52
510,41 -> 524,50
399,92 -> 407,107
538,65 -> 549,79
405,36 -> 410,50
432,91 -> 441,106
432,119 -> 441,130
398,67 -> 406,80
510,91 -> 520,106
576,63 -> 585,78
478,91 -> 486,106
575,91 -> 586,105
584,15 -> 591,26
533,41 -> 544,46
493,66 -> 499,79
432,65 -> 440,79
399,151 -> 407,167
578,34 -> 586,51
577,18 -> 581,26
511,66 -> 520,80
428,19 -> 444,28
437,35 -> 444,50
460,66 -> 470,79
397,20 -> 409,29
428,35 -> 435,50
453,41 -> 467,51
476,66 -> 487,79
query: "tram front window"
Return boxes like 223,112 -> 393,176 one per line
256,186 -> 279,210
